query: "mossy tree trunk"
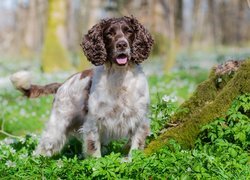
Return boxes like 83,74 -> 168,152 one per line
41,0 -> 72,72
145,59 -> 250,154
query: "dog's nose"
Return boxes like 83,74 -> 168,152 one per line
116,40 -> 128,50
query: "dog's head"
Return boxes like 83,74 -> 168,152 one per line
81,16 -> 154,66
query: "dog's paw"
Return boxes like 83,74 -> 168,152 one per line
33,147 -> 53,157
33,141 -> 61,157
121,156 -> 132,163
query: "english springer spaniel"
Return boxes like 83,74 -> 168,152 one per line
11,16 -> 154,158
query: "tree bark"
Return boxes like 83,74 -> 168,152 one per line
145,59 -> 250,154
160,0 -> 177,71
174,0 -> 183,37
41,0 -> 72,72
207,0 -> 217,47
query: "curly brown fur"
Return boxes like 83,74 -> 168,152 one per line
80,21 -> 108,66
80,16 -> 154,66
124,16 -> 154,64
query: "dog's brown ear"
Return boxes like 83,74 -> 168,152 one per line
126,16 -> 154,64
81,20 -> 107,66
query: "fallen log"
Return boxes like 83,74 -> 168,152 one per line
145,59 -> 250,154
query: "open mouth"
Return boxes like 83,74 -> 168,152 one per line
115,54 -> 128,65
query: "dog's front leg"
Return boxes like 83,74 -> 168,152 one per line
81,114 -> 101,157
83,128 -> 101,158
128,123 -> 150,157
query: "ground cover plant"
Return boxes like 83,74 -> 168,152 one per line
0,93 -> 249,179
0,58 -> 249,179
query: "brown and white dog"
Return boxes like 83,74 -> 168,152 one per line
11,16 -> 154,158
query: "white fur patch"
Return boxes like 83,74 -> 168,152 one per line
83,65 -> 150,146
10,71 -> 32,90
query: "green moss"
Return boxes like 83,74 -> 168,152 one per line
41,0 -> 72,72
145,59 -> 250,154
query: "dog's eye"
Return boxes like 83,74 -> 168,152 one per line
105,31 -> 114,38
126,29 -> 133,34
124,28 -> 133,34
106,32 -> 112,37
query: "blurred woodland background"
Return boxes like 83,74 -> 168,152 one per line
0,0 -> 250,72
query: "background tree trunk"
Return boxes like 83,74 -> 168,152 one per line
41,0 -> 72,72
13,1 -> 29,55
174,0 -> 183,38
207,0 -> 217,48
160,0 -> 178,71
24,0 -> 48,55
145,59 -> 250,154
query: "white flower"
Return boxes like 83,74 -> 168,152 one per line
19,108 -> 26,116
19,153 -> 28,159
31,134 -> 38,138
5,160 -> 16,168
56,159 -> 64,168
187,167 -> 192,172
162,95 -> 171,102
20,138 -> 26,144
9,147 -> 16,154
181,150 -> 188,153
162,95 -> 178,103
3,138 -> 14,145
217,77 -> 222,83
157,111 -> 163,118
3,150 -> 7,155
171,96 -> 177,102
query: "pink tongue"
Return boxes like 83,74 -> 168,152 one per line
116,57 -> 128,64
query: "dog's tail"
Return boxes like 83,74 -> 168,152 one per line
10,71 -> 62,98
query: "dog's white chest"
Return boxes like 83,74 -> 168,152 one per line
87,66 -> 149,139
95,88 -> 140,139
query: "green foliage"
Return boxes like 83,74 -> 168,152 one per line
148,68 -> 207,104
197,93 -> 250,150
146,59 -> 250,152
150,94 -> 178,139
0,91 -> 249,178
0,91 -> 53,138
1,58 -> 249,178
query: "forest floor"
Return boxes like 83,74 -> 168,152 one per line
0,49 -> 249,179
